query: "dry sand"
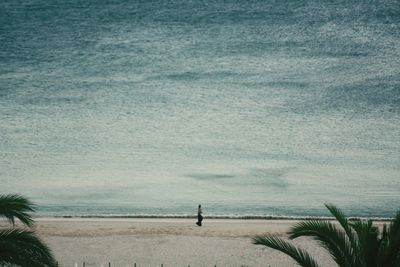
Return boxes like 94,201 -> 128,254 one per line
23,218 -> 340,267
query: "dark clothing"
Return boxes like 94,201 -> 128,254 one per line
197,214 -> 203,226
196,206 -> 203,226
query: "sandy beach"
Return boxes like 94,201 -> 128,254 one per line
29,218 -> 338,267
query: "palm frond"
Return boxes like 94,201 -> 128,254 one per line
325,204 -> 359,255
0,228 -> 56,267
0,194 -> 35,227
384,211 -> 400,267
253,235 -> 320,267
377,224 -> 389,266
252,204 -> 400,267
350,220 -> 379,267
288,219 -> 354,267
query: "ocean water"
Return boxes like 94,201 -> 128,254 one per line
0,0 -> 399,218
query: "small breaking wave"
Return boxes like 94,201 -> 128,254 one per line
39,213 -> 394,221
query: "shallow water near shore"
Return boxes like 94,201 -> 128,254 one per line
0,0 -> 399,218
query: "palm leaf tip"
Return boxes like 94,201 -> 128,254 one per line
253,235 -> 320,267
324,204 -> 345,221
0,194 -> 36,227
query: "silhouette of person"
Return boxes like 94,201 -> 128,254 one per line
196,204 -> 203,226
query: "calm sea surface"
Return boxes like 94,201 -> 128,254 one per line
0,0 -> 399,218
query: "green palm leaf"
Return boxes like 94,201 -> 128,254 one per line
288,219 -> 354,267
325,204 -> 360,259
252,204 -> 400,267
350,220 -> 379,267
0,228 -> 57,267
253,235 -> 320,267
384,211 -> 400,266
0,194 -> 35,227
376,223 -> 389,266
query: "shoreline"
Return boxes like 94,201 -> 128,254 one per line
35,214 -> 394,222
31,217 -> 390,238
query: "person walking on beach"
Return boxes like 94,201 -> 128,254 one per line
196,204 -> 203,226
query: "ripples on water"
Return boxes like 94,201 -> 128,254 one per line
0,0 -> 399,217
